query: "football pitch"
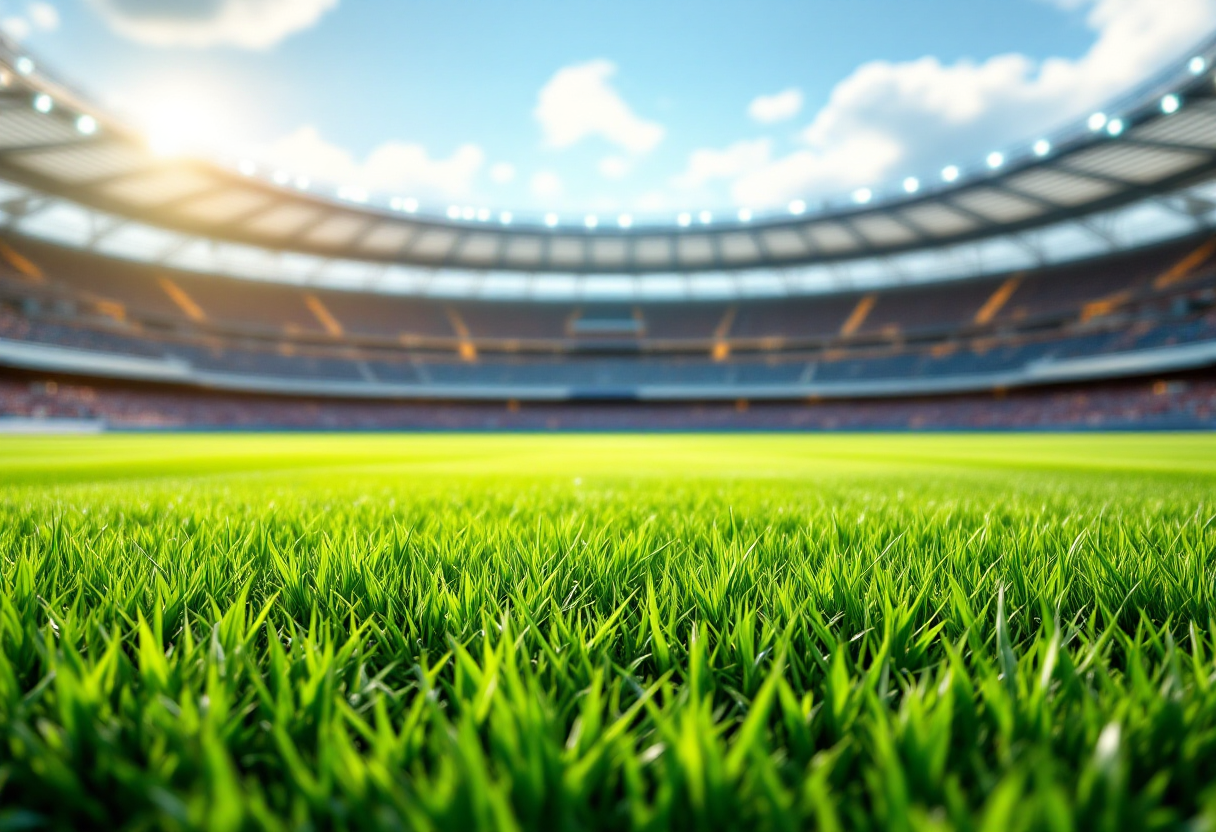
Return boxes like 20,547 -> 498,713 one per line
2,433 -> 1215,830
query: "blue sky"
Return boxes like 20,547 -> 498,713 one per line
4,0 -> 1215,219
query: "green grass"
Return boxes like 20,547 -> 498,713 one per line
2,433 -> 1216,831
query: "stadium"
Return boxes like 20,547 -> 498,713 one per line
2,3 -> 1216,830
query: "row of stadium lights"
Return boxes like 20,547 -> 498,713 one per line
425,56 -> 1202,230
6,57 -> 98,136
11,53 -> 1209,229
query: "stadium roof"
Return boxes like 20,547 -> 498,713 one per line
0,37 -> 1215,298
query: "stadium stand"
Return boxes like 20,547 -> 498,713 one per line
0,38 -> 1215,427
2,369 -> 1212,431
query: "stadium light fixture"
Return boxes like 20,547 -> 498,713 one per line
339,186 -> 368,204
1190,56 -> 1207,75
238,160 -> 257,176
903,177 -> 919,194
1033,139 -> 1051,157
1161,94 -> 1181,114
699,210 -> 713,224
477,208 -> 491,221
544,212 -> 559,228
294,176 -> 310,191
32,94 -> 52,114
1088,112 -> 1107,131
677,212 -> 692,227
941,165 -> 960,183
1106,118 -> 1124,137
584,214 -> 599,229
446,205 -> 461,220
461,206 -> 476,220
15,56 -> 33,75
499,211 -> 513,224
403,197 -> 418,213
618,213 -> 633,228
273,170 -> 291,185
75,115 -> 97,136
986,152 -> 1004,170
737,208 -> 753,222
788,199 -> 806,215
852,188 -> 872,205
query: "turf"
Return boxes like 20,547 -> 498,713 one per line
1,433 -> 1215,831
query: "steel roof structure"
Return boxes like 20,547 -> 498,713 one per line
0,36 -> 1214,296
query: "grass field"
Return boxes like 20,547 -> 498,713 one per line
2,433 -> 1216,831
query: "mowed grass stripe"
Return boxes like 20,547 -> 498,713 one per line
2,433 -> 1215,484
0,434 -> 1214,830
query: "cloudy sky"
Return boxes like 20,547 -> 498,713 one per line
5,0 -> 1216,219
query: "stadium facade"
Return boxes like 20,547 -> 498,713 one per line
0,37 -> 1215,429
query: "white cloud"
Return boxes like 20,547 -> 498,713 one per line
534,59 -> 665,153
265,126 -> 484,199
673,139 -> 772,190
728,0 -> 1216,207
598,155 -> 631,179
84,0 -> 337,49
1,16 -> 30,39
633,190 -> 673,213
748,88 -> 803,124
28,2 -> 59,30
530,170 -> 563,198
733,137 -> 904,207
489,162 -> 516,184
2,1 -> 59,40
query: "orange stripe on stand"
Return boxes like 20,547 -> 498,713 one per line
444,306 -> 477,361
0,241 -> 42,281
974,275 -> 1021,325
304,293 -> 344,337
711,306 -> 736,361
839,294 -> 876,337
157,277 -> 206,322
1154,237 -> 1216,290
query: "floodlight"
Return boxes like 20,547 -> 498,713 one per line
294,176 -> 310,190
238,160 -> 257,176
461,206 -> 475,220
544,213 -> 559,228
699,210 -> 713,224
75,115 -> 97,135
986,152 -> 1004,169
477,208 -> 491,221
852,188 -> 872,205
903,177 -> 919,194
788,199 -> 806,215
1088,112 -> 1107,131
1033,139 -> 1051,157
1161,94 -> 1181,114
273,170 -> 290,185
677,212 -> 692,227
499,211 -> 513,224
15,57 -> 33,75
446,205 -> 461,219
737,208 -> 753,222
403,198 -> 418,212
1106,118 -> 1124,137
1190,56 -> 1207,75
32,94 -> 51,113
941,165 -> 960,183
584,215 -> 599,229
618,213 -> 633,228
